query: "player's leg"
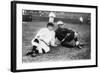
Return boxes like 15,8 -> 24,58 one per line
49,17 -> 54,23
26,38 -> 39,57
29,39 -> 48,57
43,46 -> 50,53
61,32 -> 75,47
74,32 -> 82,49
39,40 -> 50,53
37,46 -> 50,54
31,39 -> 40,57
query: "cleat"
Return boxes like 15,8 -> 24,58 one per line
30,51 -> 38,57
26,52 -> 33,56
77,45 -> 82,49
30,53 -> 37,57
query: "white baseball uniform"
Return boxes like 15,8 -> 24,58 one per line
49,12 -> 56,23
31,28 -> 56,53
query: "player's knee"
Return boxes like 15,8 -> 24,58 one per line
31,38 -> 39,46
31,40 -> 38,46
44,47 -> 50,53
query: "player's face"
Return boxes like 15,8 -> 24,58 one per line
48,26 -> 54,31
59,24 -> 64,28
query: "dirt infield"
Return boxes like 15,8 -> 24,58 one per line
22,21 -> 91,63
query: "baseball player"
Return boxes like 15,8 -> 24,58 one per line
79,16 -> 84,24
49,12 -> 56,23
55,21 -> 82,49
26,22 -> 57,57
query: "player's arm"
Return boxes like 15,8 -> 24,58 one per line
64,28 -> 74,33
31,29 -> 43,44
54,30 -> 61,45
34,29 -> 44,39
50,32 -> 57,46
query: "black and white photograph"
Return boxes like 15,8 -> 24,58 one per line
22,10 -> 91,62
11,1 -> 97,72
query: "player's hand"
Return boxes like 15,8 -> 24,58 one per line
52,44 -> 58,47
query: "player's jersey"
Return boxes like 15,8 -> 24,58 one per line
34,28 -> 55,46
49,12 -> 56,18
55,27 -> 75,42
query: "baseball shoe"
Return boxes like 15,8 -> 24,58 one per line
76,45 -> 82,49
30,52 -> 37,57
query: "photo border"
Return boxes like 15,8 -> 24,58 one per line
11,1 -> 98,72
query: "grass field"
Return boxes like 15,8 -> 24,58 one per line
22,21 -> 91,63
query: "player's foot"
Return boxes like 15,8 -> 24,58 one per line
26,51 -> 33,56
30,50 -> 38,57
75,41 -> 82,49
77,45 -> 82,49
26,51 -> 38,57
30,53 -> 37,57
76,45 -> 82,49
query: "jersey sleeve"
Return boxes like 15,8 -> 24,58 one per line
34,28 -> 44,39
55,29 -> 58,38
50,31 -> 56,46
49,12 -> 56,18
64,28 -> 74,33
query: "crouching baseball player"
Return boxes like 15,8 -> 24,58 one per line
55,21 -> 82,49
26,22 -> 57,57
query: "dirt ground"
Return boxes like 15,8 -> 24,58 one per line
22,21 -> 91,63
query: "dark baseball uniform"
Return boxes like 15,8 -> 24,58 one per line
55,27 -> 76,47
55,27 -> 75,42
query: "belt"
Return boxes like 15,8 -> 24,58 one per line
39,39 -> 49,46
61,34 -> 69,42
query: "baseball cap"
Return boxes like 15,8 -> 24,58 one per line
57,21 -> 64,25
